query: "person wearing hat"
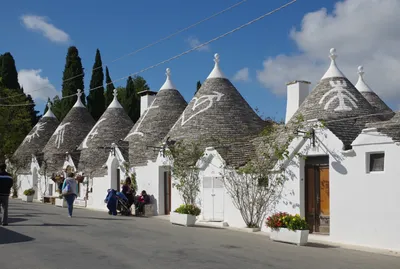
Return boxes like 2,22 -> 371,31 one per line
0,163 -> 13,226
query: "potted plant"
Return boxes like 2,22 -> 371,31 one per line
55,194 -> 68,208
22,188 -> 35,202
170,204 -> 201,226
266,212 -> 309,246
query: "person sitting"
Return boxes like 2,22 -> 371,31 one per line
137,190 -> 150,215
121,177 -> 135,206
104,189 -> 118,216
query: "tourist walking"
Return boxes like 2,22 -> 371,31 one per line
62,172 -> 78,217
0,163 -> 13,226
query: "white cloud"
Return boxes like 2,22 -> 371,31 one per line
233,67 -> 251,82
21,15 -> 70,43
186,36 -> 210,51
257,0 -> 400,104
18,69 -> 59,101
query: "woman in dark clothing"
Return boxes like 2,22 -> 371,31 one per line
137,190 -> 150,215
121,177 -> 135,206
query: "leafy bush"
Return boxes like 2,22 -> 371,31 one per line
23,188 -> 35,196
266,212 -> 308,231
174,204 -> 201,216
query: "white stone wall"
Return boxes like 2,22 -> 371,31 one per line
332,129 -> 400,251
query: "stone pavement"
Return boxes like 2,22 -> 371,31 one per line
1,199 -> 399,269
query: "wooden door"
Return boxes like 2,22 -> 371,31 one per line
164,171 -> 172,215
305,164 -> 330,234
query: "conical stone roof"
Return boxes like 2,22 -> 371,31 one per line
289,48 -> 381,147
355,66 -> 394,120
166,54 -> 268,167
13,103 -> 59,173
78,89 -> 133,176
124,68 -> 187,166
366,112 -> 400,142
42,89 -> 96,174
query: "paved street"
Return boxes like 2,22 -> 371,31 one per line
1,200 -> 399,269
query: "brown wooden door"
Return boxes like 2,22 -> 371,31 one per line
305,165 -> 330,234
164,171 -> 172,215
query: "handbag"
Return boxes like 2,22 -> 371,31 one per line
62,183 -> 71,195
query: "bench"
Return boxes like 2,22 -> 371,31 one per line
43,196 -> 56,205
132,203 -> 154,217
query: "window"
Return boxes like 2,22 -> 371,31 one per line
368,153 -> 385,172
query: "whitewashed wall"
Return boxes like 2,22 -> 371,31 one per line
331,128 -> 400,251
86,156 -> 124,211
262,126 -> 344,233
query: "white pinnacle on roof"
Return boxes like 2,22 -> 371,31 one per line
160,68 -> 177,90
108,88 -> 123,108
43,101 -> 56,118
321,48 -> 345,80
73,89 -> 85,108
355,66 -> 373,93
207,53 -> 226,79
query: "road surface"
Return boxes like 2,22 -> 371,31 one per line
0,199 -> 399,269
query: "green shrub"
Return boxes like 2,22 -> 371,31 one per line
174,204 -> 201,216
23,188 -> 35,196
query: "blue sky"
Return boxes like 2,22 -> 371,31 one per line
3,0 -> 396,121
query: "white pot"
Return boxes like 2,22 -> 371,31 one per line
170,212 -> 197,227
55,198 -> 68,208
22,195 -> 34,202
270,228 -> 309,246
243,227 -> 261,233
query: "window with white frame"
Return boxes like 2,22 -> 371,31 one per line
367,152 -> 385,172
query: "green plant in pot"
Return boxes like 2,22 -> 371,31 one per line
22,188 -> 35,202
165,140 -> 204,227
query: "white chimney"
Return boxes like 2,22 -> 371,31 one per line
285,80 -> 310,124
138,90 -> 157,116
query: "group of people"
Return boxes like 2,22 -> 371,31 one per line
105,177 -> 150,216
0,164 -> 150,223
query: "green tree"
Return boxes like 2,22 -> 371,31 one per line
195,81 -> 201,95
25,94 -> 40,125
123,77 -> 140,122
104,66 -> 116,108
132,75 -> 150,93
87,49 -> 105,120
0,85 -> 33,161
60,46 -> 85,120
0,52 -> 20,92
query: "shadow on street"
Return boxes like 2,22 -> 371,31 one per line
0,227 -> 35,245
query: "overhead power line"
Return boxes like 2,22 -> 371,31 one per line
0,0 -> 251,101
0,0 -> 298,106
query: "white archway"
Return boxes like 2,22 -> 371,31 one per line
110,158 -> 120,191
32,168 -> 38,200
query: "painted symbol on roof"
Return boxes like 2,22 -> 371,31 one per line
180,91 -> 224,126
125,98 -> 159,138
53,122 -> 71,149
23,122 -> 47,144
81,118 -> 107,149
319,80 -> 358,111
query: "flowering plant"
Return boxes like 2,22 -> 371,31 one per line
174,204 -> 201,216
75,175 -> 84,183
266,212 -> 308,231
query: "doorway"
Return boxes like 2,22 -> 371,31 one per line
163,171 -> 172,215
32,168 -> 38,200
203,177 -> 224,221
305,156 -> 330,234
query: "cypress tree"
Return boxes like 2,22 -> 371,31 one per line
132,75 -> 150,93
60,46 -> 85,120
25,94 -> 40,125
195,81 -> 201,94
87,49 -> 105,120
104,66 -> 115,108
0,52 -> 20,91
123,76 -> 140,122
